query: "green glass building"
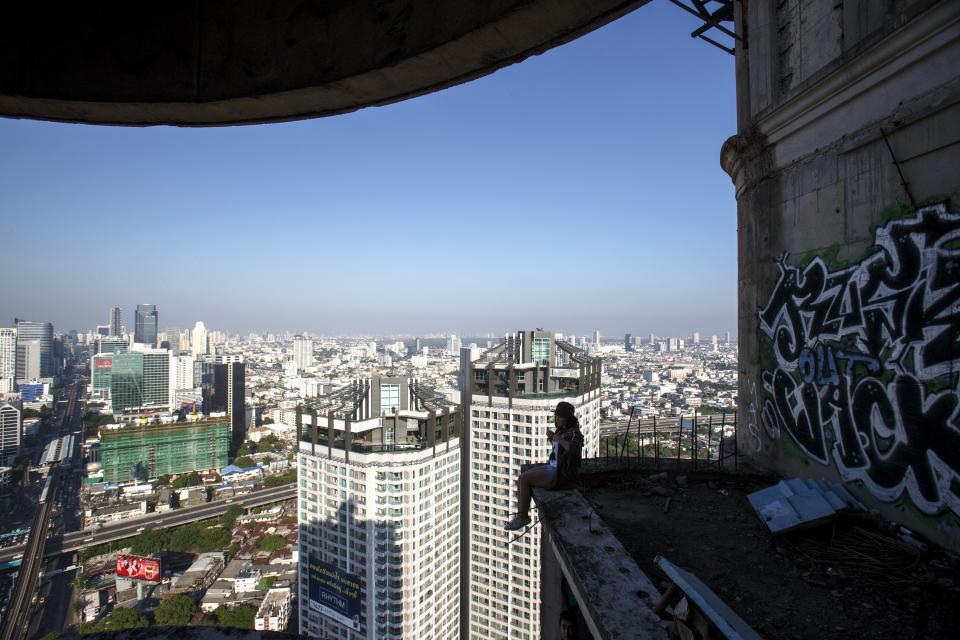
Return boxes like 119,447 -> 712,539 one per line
100,419 -> 230,483
107,350 -> 170,413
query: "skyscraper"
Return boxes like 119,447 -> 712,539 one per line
0,401 -> 22,464
624,333 -> 633,352
297,377 -> 461,640
461,330 -> 602,640
134,304 -> 158,346
0,328 -> 16,389
15,319 -> 53,378
593,330 -> 600,346
191,321 -> 209,358
293,335 -> 314,371
110,306 -> 122,337
447,334 -> 461,354
16,340 -> 42,381
202,361 -> 246,455
726,331 -> 732,344
693,331 -> 700,345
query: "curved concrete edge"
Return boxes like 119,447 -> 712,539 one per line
0,1 -> 648,127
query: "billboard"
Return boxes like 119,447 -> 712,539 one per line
308,556 -> 362,631
115,554 -> 161,582
94,358 -> 112,370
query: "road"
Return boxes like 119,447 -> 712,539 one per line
0,483 -> 297,565
0,382 -> 77,640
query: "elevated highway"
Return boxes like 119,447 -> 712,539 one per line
0,483 -> 296,565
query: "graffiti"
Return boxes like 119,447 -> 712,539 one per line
746,378 -> 763,452
758,204 -> 960,516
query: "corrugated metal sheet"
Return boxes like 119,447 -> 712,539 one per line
747,478 -> 866,534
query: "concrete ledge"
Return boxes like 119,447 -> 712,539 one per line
533,486 -> 666,640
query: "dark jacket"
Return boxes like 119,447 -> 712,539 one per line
554,424 -> 584,489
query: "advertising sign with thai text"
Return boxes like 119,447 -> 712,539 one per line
308,556 -> 362,631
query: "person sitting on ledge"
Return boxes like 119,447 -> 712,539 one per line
505,401 -> 584,531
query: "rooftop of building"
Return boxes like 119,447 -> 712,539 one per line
100,416 -> 231,436
533,460 -> 960,640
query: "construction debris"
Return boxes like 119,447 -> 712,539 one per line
747,478 -> 865,534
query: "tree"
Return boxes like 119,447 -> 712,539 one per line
256,575 -> 277,591
40,632 -> 61,640
215,605 -> 257,629
233,455 -> 255,468
264,468 -> 296,487
172,471 -> 202,489
154,594 -> 197,627
256,534 -> 286,553
72,600 -> 85,624
219,505 -> 244,530
98,606 -> 149,630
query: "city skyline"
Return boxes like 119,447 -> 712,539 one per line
0,3 -> 736,335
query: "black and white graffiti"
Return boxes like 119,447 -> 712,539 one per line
758,204 -> 960,516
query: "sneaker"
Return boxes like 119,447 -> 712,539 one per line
505,515 -> 531,531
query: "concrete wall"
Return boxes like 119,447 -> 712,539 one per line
725,0 -> 960,550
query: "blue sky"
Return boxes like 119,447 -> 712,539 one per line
0,3 -> 736,338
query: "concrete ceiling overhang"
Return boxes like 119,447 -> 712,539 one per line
0,0 -> 648,127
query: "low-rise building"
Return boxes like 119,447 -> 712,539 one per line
167,552 -> 225,597
86,500 -> 148,525
255,587 -> 292,632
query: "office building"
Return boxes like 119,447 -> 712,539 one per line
15,319 -> 54,378
202,361 -> 246,454
726,331 -> 732,344
163,326 -> 181,353
297,376 -> 461,640
624,333 -> 633,352
134,304 -> 158,346
91,353 -> 114,398
16,340 -> 42,381
649,332 -> 655,345
110,306 -> 122,337
460,330 -> 601,640
593,330 -> 600,346
693,331 -> 700,345
293,335 -> 314,371
191,321 -> 209,358
109,350 -> 171,414
0,401 -> 22,464
99,418 -> 230,483
447,334 -> 461,354
96,336 -> 128,355
0,328 -> 16,388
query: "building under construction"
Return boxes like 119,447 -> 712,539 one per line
99,418 -> 230,484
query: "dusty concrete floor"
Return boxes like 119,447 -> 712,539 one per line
582,469 -> 960,640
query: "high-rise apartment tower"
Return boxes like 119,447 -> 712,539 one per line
460,330 -> 601,640
297,377 -> 461,640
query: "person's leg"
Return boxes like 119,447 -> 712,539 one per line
506,467 -> 555,530
518,467 -> 556,516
